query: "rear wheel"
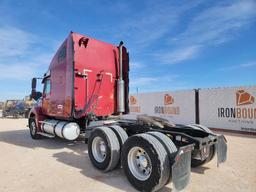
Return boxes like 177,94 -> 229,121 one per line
29,117 -> 41,139
88,126 -> 120,172
109,125 -> 128,167
109,125 -> 128,146
122,133 -> 170,192
147,131 -> 178,184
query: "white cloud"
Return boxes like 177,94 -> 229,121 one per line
0,51 -> 53,80
0,64 -> 34,80
176,0 -> 256,46
130,61 -> 144,69
115,1 -> 204,49
112,1 -> 256,65
0,26 -> 36,57
0,26 -> 55,80
0,91 -> 28,101
130,77 -> 158,87
129,74 -> 192,93
157,0 -> 256,65
0,26 -> 54,100
155,46 -> 200,64
219,60 -> 256,71
240,62 -> 256,68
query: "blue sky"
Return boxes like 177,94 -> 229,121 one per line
0,0 -> 255,101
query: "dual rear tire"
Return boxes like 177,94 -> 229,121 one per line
88,125 -> 128,172
122,133 -> 172,192
88,127 -> 177,192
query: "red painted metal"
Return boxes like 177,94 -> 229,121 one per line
40,32 -> 129,119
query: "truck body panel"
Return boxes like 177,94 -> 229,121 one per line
42,32 -> 129,119
42,36 -> 73,118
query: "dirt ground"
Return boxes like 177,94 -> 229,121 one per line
0,118 -> 255,192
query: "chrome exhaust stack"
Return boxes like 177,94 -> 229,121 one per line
117,41 -> 125,114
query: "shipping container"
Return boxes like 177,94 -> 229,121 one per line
199,86 -> 256,133
129,90 -> 196,125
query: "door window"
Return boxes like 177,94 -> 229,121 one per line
44,79 -> 51,95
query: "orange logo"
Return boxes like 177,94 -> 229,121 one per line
164,94 -> 174,105
130,96 -> 137,105
236,90 -> 254,106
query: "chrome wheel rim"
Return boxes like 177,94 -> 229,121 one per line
92,136 -> 107,163
128,147 -> 152,181
31,121 -> 36,135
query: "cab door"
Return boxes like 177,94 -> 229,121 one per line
41,77 -> 51,115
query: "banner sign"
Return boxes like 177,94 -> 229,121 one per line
129,90 -> 196,125
199,87 -> 256,133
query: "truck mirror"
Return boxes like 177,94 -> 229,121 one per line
30,90 -> 36,100
30,78 -> 37,100
32,78 -> 37,90
30,91 -> 42,101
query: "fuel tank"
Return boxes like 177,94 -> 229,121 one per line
41,119 -> 80,140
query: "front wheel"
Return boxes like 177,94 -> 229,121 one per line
29,118 -> 41,139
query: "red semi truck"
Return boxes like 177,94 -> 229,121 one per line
29,32 -> 227,192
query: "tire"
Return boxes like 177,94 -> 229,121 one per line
147,131 -> 177,157
147,131 -> 178,184
88,126 -> 120,172
122,133 -> 170,192
109,125 -> 128,146
189,124 -> 213,134
29,117 -> 41,139
109,125 -> 128,168
191,145 -> 215,167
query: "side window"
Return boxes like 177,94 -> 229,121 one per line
44,79 -> 51,95
58,44 -> 66,63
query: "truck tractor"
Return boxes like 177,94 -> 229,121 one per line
28,32 -> 227,192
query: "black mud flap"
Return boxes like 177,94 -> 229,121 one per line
217,135 -> 227,166
172,144 -> 194,192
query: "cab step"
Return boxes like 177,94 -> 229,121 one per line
38,132 -> 55,138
